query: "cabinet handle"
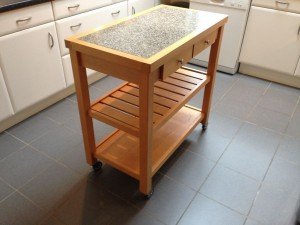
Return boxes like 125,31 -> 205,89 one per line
132,6 -> 136,14
48,32 -> 54,49
275,0 -> 290,6
177,59 -> 184,64
16,17 -> 32,24
70,23 -> 82,30
111,10 -> 120,16
298,26 -> 300,36
68,4 -> 80,10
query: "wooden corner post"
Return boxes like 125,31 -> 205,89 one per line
202,26 -> 225,126
70,50 -> 96,165
139,72 -> 154,195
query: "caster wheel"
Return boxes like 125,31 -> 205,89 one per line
202,124 -> 208,131
92,161 -> 103,172
144,189 -> 154,200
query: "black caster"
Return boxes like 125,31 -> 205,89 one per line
144,189 -> 154,200
92,161 -> 103,172
202,123 -> 208,131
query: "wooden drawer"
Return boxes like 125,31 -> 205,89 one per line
52,0 -> 126,20
162,46 -> 193,79
193,30 -> 218,57
0,2 -> 53,36
252,0 -> 300,13
56,1 -> 128,56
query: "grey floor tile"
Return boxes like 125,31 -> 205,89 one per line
275,135 -> 300,165
219,142 -> 274,181
188,89 -> 204,107
214,97 -> 255,120
68,85 -> 108,103
134,175 -> 196,225
178,194 -> 245,225
244,218 -> 264,225
269,82 -> 300,97
0,179 -> 14,202
249,184 -> 299,225
237,74 -> 270,90
93,120 -> 116,141
263,157 -> 300,198
208,112 -> 243,139
91,76 -> 125,93
258,88 -> 299,116
41,99 -> 79,124
160,149 -> 215,190
0,132 -> 25,160
184,128 -> 231,162
20,163 -> 80,211
214,72 -> 238,95
247,106 -> 290,133
286,107 -> 300,138
30,126 -> 82,160
59,143 -> 91,175
200,165 -> 260,215
7,113 -> 58,143
0,192 -> 46,225
0,146 -> 53,189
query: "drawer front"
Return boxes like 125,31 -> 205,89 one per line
0,2 -> 53,36
62,54 -> 96,86
162,46 -> 193,79
56,1 -> 128,56
52,0 -> 126,20
193,30 -> 218,57
252,0 -> 300,13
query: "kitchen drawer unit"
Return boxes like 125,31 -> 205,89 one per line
252,0 -> 300,14
52,0 -> 126,20
0,2 -> 53,36
56,1 -> 128,56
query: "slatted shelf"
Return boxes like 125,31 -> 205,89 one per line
89,67 -> 209,137
94,105 -> 204,179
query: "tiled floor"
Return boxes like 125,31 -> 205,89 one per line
1,64 -> 300,225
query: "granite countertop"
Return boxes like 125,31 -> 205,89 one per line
0,0 -> 51,13
80,6 -> 227,59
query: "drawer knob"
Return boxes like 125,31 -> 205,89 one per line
177,59 -> 184,64
204,40 -> 210,45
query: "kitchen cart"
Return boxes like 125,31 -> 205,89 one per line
66,5 -> 227,197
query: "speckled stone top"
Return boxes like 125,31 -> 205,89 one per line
80,6 -> 224,59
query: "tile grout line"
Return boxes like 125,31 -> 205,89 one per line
282,95 -> 300,134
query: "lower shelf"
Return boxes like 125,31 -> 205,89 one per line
94,105 -> 204,179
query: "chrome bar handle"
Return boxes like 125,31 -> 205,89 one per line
298,26 -> 300,36
132,6 -> 136,14
68,4 -> 80,10
70,23 -> 82,30
48,32 -> 54,49
275,0 -> 290,6
16,17 -> 32,24
111,10 -> 120,16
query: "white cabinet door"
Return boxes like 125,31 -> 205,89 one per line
56,1 -> 128,56
240,6 -> 300,75
0,67 -> 14,121
294,58 -> 300,77
128,0 -> 154,15
0,22 -> 66,112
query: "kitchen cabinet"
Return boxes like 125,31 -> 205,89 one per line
0,22 -> 66,112
240,6 -> 300,75
128,0 -> 154,15
295,59 -> 300,77
0,67 -> 14,121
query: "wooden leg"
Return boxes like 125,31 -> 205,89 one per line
139,74 -> 154,195
202,26 -> 225,126
70,50 -> 96,165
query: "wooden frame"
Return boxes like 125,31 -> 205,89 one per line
66,5 -> 227,195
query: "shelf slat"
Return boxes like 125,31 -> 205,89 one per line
94,105 -> 204,179
89,67 -> 208,136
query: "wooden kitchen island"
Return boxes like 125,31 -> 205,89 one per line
65,5 -> 227,197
